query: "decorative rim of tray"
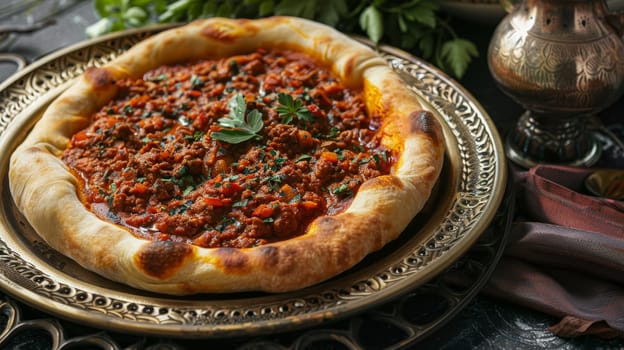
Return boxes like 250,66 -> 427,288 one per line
0,24 -> 506,338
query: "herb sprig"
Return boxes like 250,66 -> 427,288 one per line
211,94 -> 263,144
87,0 -> 478,78
276,93 -> 313,124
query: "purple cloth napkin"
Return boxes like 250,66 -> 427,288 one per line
482,164 -> 624,338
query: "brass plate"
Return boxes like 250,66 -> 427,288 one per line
0,26 -> 506,338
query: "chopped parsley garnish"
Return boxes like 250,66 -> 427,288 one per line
190,74 -> 203,89
211,94 -> 264,144
324,127 -> 340,139
215,216 -> 237,231
289,193 -> 302,204
336,149 -> 345,160
149,73 -> 167,82
182,186 -> 194,196
184,131 -> 203,143
229,60 -> 239,75
177,165 -> 189,176
373,154 -> 381,168
122,105 -> 134,115
276,93 -> 314,124
264,174 -> 283,186
169,200 -> 193,215
232,199 -> 249,207
295,154 -> 312,162
332,184 -> 353,197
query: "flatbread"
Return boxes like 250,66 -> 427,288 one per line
9,17 -> 444,294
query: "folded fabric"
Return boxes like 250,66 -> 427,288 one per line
504,222 -> 624,286
485,223 -> 624,338
482,164 -> 624,339
520,165 -> 624,236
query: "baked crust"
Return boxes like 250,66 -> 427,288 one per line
9,17 -> 444,294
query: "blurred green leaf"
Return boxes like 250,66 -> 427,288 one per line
87,0 -> 479,78
201,1 -> 217,17
131,0 -> 155,7
405,4 -> 436,28
259,0 -> 274,17
186,1 -> 203,19
418,32 -> 434,59
397,13 -> 407,32
86,17 -> 112,38
93,0 -> 114,17
359,5 -> 383,43
216,2 -> 234,17
124,6 -> 148,26
317,0 -> 347,26
440,38 -> 479,78
274,0 -> 307,17
153,0 -> 169,14
274,0 -> 317,19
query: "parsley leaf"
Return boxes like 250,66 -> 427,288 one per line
276,93 -> 314,124
211,94 -> 264,144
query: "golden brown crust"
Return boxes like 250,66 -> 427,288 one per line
135,241 -> 195,279
9,17 -> 444,294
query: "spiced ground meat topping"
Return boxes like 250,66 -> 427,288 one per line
61,49 -> 394,249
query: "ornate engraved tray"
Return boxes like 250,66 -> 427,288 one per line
0,26 -> 507,341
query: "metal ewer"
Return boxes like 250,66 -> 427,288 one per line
488,0 -> 624,167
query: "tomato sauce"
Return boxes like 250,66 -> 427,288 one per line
62,49 -> 393,248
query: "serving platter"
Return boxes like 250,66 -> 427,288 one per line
0,25 -> 506,339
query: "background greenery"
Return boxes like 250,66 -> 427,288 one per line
87,0 -> 478,78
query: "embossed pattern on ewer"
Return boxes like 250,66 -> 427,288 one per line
488,0 -> 624,167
